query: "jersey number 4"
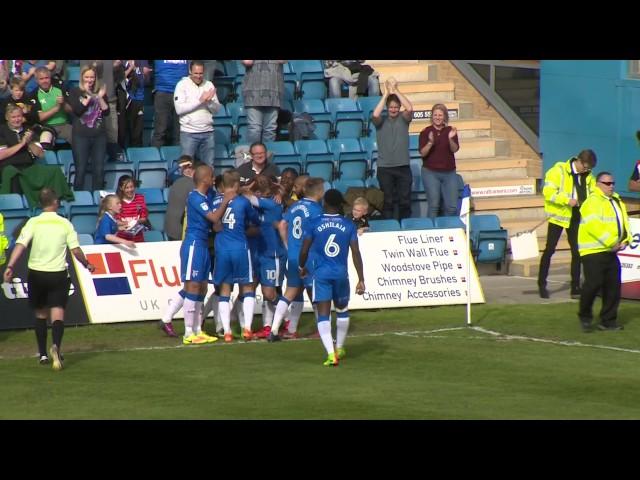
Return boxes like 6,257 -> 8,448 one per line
223,209 -> 236,230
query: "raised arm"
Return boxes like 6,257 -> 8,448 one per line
350,239 -> 365,295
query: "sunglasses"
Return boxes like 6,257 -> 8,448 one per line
599,181 -> 615,186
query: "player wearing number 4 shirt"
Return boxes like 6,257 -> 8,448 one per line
213,170 -> 260,343
299,189 -> 365,366
269,177 -> 325,342
178,164 -> 235,345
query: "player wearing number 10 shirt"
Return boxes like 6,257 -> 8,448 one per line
213,171 -> 260,342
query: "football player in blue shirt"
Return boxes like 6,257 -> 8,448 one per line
269,177 -> 325,342
179,164 -> 235,345
244,174 -> 288,338
213,170 -> 260,343
299,189 -> 365,366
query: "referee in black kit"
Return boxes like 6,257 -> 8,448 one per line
2,188 -> 95,371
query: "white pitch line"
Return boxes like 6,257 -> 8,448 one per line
2,325 -> 640,361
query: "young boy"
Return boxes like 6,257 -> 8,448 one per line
349,196 -> 370,235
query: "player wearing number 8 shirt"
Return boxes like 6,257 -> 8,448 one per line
299,189 -> 365,366
269,177 -> 325,342
213,170 -> 260,342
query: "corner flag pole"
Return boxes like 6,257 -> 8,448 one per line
466,212 -> 472,326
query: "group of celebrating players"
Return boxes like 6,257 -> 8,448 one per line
160,142 -> 366,366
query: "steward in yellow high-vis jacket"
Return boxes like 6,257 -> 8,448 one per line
538,149 -> 597,299
577,172 -> 631,332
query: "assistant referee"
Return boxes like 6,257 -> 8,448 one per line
2,188 -> 95,371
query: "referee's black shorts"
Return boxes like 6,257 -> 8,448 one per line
27,269 -> 71,309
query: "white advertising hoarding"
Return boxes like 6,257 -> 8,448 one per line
72,228 -> 484,324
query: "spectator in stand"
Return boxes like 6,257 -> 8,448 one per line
94,194 -> 136,247
21,61 -> 55,94
372,78 -> 414,220
174,60 -> 221,167
349,196 -> 370,235
418,103 -> 460,218
27,67 -> 73,145
115,174 -> 151,243
67,66 -> 110,191
235,141 -> 281,186
0,78 -> 38,125
241,60 -> 286,144
324,60 -> 380,99
151,60 -> 189,148
116,60 -> 152,148
164,155 -> 196,241
0,104 -> 73,205
81,61 -> 121,161
2,188 -> 95,370
0,70 -> 9,101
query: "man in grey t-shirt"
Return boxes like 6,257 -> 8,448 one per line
164,155 -> 196,241
371,78 -> 413,220
241,60 -> 286,144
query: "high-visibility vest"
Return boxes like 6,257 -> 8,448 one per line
578,188 -> 632,256
543,158 -> 595,228
0,213 -> 9,266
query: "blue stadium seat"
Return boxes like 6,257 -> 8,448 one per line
126,147 -> 162,167
434,216 -> 465,230
400,217 -> 436,230
71,213 -> 98,235
289,60 -> 324,82
3,216 -> 28,241
138,167 -> 167,189
147,212 -> 166,231
338,159 -> 368,181
333,179 -> 365,194
44,150 -> 59,166
0,194 -> 30,218
265,141 -> 296,156
357,96 -> 383,123
226,102 -> 246,125
66,66 -> 80,82
294,139 -> 329,162
137,188 -> 166,213
328,138 -> 364,162
294,99 -> 331,121
470,214 -> 509,269
144,230 -> 165,242
409,134 -> 420,151
325,98 -> 364,138
299,79 -> 327,100
360,137 -> 378,162
306,160 -> 334,180
160,145 -> 182,169
214,118 -> 234,147
323,181 -> 333,192
57,149 -> 74,176
235,122 -> 250,144
77,233 -> 94,246
66,191 -> 96,217
365,177 -> 379,189
104,164 -> 135,191
369,219 -> 401,232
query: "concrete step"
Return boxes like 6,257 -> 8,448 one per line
374,64 -> 437,83
456,157 -> 542,179
366,60 -> 420,65
457,138 -> 510,159
473,194 -> 545,221
382,81 -> 456,103
412,101 -> 474,120
508,250 -> 571,278
464,177 -> 538,198
409,118 -> 491,138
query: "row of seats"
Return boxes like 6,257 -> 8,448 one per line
76,230 -> 168,245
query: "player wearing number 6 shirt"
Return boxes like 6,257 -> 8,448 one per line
179,164 -> 235,345
213,170 -> 260,343
299,189 -> 365,366
269,177 -> 325,342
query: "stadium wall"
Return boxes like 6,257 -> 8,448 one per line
539,60 -> 640,195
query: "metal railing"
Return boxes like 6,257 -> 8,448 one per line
451,60 -> 540,154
